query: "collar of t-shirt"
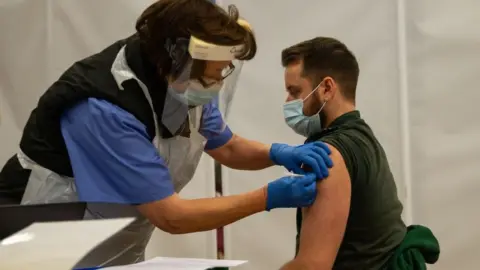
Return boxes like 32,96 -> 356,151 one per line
305,110 -> 361,143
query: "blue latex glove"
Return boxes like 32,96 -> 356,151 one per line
266,173 -> 318,211
269,142 -> 333,179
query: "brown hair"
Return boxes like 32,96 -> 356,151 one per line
281,37 -> 359,101
135,0 -> 256,77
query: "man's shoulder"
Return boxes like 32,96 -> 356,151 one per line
317,119 -> 374,151
313,126 -> 363,153
310,121 -> 377,182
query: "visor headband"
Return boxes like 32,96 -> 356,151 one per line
188,36 -> 245,61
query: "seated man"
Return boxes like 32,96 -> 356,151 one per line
278,37 -> 440,270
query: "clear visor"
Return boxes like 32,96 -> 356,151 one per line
161,38 -> 245,137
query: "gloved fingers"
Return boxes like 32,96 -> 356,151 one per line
306,152 -> 329,179
298,155 -> 325,180
305,196 -> 316,206
309,141 -> 331,155
297,173 -> 317,186
303,181 -> 318,205
289,165 -> 304,175
309,147 -> 333,168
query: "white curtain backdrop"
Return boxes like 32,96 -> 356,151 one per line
1,0 -> 479,269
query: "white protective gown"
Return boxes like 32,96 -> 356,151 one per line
18,46 -> 208,268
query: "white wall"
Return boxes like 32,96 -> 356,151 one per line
1,1 -> 479,269
406,1 -> 480,269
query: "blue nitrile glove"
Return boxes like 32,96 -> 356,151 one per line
269,142 -> 333,179
266,173 -> 318,211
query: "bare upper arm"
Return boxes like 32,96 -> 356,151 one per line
296,143 -> 351,268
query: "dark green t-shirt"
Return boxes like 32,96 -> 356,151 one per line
296,111 -> 406,270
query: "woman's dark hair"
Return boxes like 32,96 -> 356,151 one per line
135,0 -> 256,77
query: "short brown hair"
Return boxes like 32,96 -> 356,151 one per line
281,37 -> 359,101
136,0 -> 256,77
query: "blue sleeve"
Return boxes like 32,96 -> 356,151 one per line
200,101 -> 233,150
60,98 -> 175,204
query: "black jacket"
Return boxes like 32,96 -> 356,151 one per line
0,35 -> 174,203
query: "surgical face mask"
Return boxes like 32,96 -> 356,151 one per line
283,83 -> 326,137
168,80 -> 222,106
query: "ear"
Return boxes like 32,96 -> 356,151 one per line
322,76 -> 338,101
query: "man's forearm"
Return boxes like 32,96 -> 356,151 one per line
167,187 -> 267,233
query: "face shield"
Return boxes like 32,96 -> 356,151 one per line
162,32 -> 247,137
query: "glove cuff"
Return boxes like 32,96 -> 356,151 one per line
269,143 -> 282,165
265,183 -> 274,211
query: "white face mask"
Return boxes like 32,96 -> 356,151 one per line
283,83 -> 327,137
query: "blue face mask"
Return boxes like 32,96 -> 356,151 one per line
168,80 -> 221,106
184,88 -> 219,106
283,83 -> 326,137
